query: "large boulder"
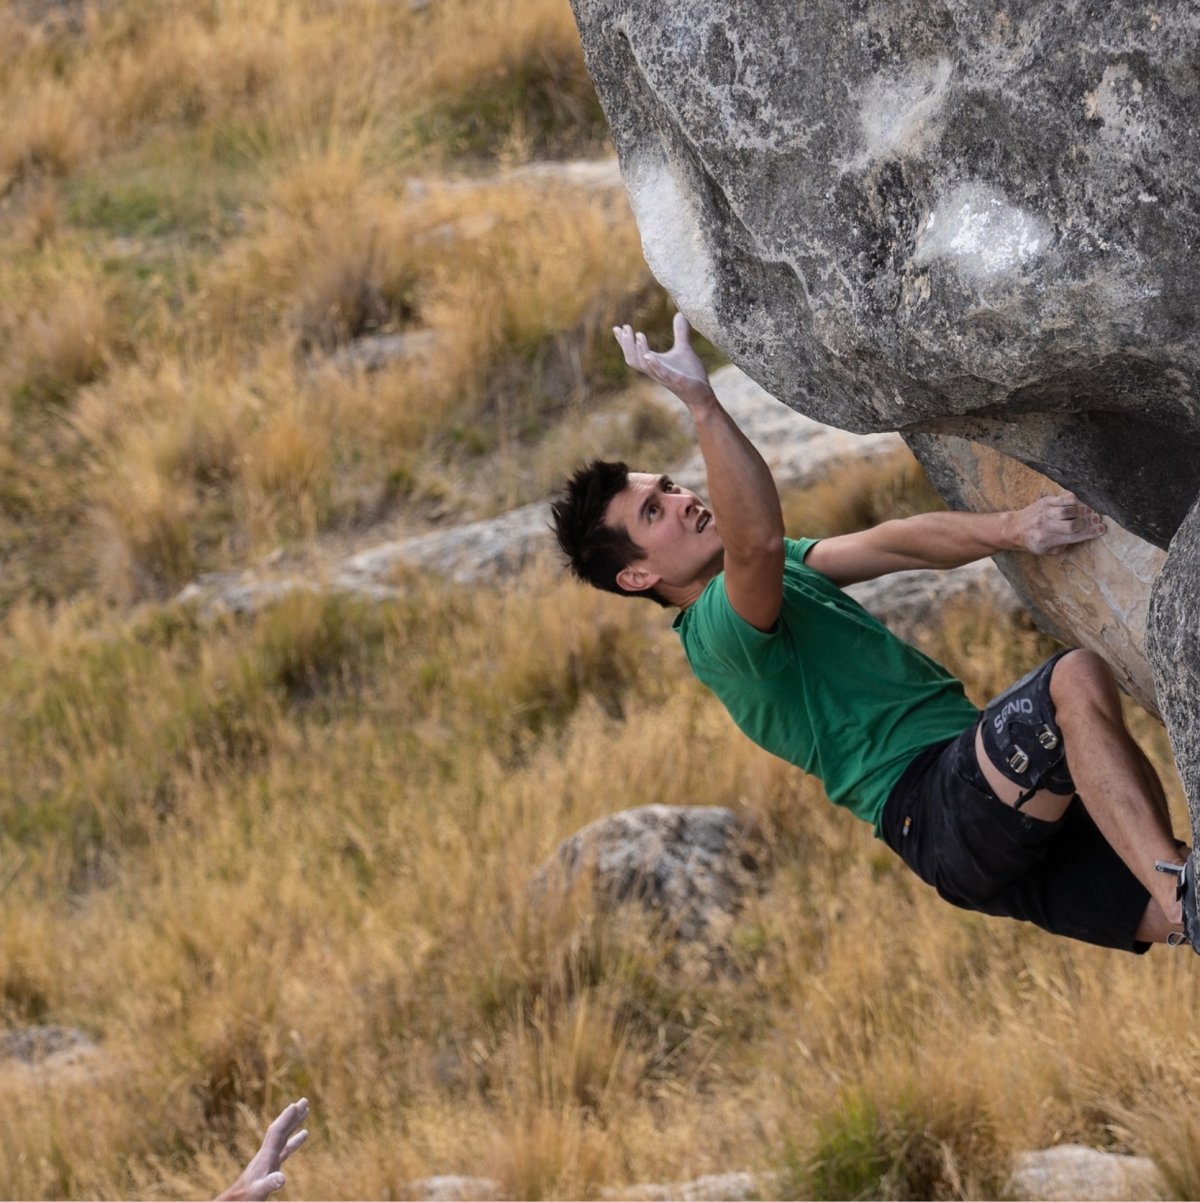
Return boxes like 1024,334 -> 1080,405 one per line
1147,493 -> 1200,910
530,805 -> 769,954
570,0 -> 1200,827
570,0 -> 1200,545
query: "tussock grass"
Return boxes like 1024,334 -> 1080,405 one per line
2,3 -> 1195,1199
410,0 -> 608,159
15,252 -> 116,401
0,0 -> 631,613
0,555 -> 1195,1198
0,78 -> 88,189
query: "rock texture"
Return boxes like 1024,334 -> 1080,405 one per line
570,0 -> 1200,828
912,434 -> 1166,714
1009,1144 -> 1167,1201
670,365 -> 903,493
845,556 -> 1021,643
602,1172 -> 766,1200
570,0 -> 1200,547
530,805 -> 769,949
0,1025 -> 103,1082
1147,491 -> 1200,917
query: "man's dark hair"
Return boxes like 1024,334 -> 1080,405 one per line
550,459 -> 671,607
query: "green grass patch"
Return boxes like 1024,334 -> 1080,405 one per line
66,144 -> 250,242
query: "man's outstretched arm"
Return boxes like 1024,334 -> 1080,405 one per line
805,497 -> 1108,587
615,314 -> 785,629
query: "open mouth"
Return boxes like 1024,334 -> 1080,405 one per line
697,512 -> 711,533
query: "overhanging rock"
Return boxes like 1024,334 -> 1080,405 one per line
571,0 -> 1200,829
570,1 -> 1200,544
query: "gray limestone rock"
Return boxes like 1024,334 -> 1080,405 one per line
1147,491 -> 1200,867
570,0 -> 1200,548
602,1171 -> 768,1200
325,330 -> 438,375
671,365 -> 903,493
845,557 -> 1020,643
1008,1144 -> 1167,1201
570,0 -> 1200,825
337,502 -> 552,591
403,1177 -> 503,1201
0,1024 -> 92,1064
0,1025 -> 104,1083
530,805 -> 769,950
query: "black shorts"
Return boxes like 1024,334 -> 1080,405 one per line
880,654 -> 1151,953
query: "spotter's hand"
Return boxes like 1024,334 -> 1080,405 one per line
216,1098 -> 310,1201
613,313 -> 714,411
1016,492 -> 1108,557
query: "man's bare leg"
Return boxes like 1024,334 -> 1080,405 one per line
1134,897 -> 1180,944
974,648 -> 1185,931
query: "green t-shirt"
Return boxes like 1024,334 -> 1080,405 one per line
672,537 -> 980,832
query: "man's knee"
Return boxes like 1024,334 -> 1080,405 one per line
1050,648 -> 1119,726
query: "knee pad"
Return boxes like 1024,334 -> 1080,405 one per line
979,652 -> 1076,806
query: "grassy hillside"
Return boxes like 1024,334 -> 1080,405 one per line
2,3 -> 1198,1199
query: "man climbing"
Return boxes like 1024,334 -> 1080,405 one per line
551,313 -> 1196,954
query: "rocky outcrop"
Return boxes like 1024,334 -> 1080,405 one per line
603,1172 -> 765,1200
530,805 -> 769,951
845,556 -> 1020,643
1147,492 -> 1200,923
570,0 -> 1200,827
570,0 -> 1200,547
0,1025 -> 103,1082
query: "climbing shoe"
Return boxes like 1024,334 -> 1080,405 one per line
1155,851 -> 1200,952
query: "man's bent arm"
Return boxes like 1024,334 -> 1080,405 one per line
806,498 -> 1107,587
616,316 -> 785,629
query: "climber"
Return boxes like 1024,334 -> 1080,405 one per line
551,313 -> 1196,955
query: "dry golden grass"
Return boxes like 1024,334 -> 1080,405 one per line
780,446 -> 947,538
0,559 -> 1195,1199
16,252 -> 116,399
0,78 -> 89,189
1,3 -> 1196,1200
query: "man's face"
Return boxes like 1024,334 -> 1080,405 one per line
605,471 -> 723,596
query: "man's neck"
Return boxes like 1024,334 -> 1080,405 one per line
662,559 -> 723,612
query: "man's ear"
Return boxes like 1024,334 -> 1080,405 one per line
616,563 -> 659,593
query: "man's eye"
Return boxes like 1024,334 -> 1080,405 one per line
647,504 -> 659,518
